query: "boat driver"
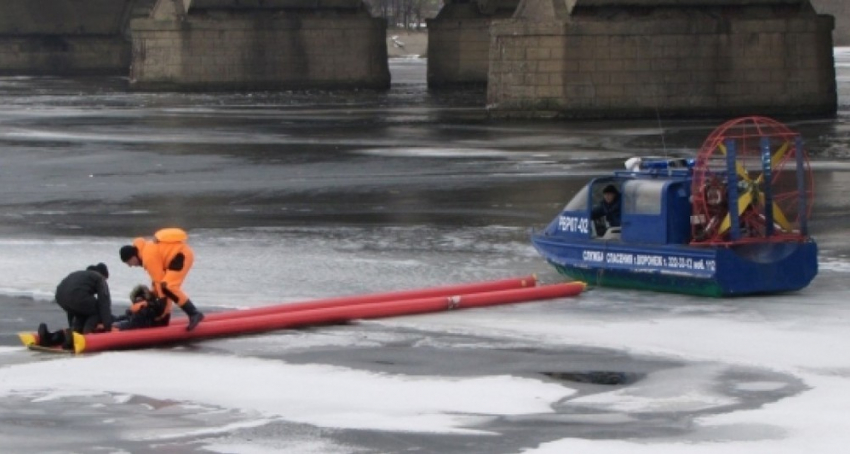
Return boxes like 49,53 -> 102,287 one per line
591,184 -> 622,236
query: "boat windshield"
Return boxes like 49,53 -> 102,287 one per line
564,185 -> 590,211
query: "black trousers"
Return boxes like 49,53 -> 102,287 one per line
57,295 -> 103,334
115,309 -> 170,331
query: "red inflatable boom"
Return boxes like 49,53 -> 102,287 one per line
21,275 -> 535,348
74,281 -> 584,353
175,275 -> 537,326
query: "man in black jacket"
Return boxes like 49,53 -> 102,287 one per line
38,263 -> 112,347
591,184 -> 622,236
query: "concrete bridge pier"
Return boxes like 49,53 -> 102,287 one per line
130,0 -> 390,91
487,0 -> 837,119
0,0 -> 153,75
426,0 -> 517,88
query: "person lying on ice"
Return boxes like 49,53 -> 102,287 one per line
113,284 -> 167,330
37,263 -> 112,348
119,227 -> 204,331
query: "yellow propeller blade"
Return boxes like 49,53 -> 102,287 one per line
757,193 -> 793,231
717,191 -> 754,236
772,141 -> 790,167
755,141 -> 790,185
716,143 -> 751,182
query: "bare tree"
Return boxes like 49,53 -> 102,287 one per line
365,0 -> 442,29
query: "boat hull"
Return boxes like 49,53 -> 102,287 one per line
532,234 -> 817,297
546,264 -> 725,297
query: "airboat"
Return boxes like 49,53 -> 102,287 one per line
531,116 -> 818,297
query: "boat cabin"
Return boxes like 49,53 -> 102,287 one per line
548,162 -> 693,245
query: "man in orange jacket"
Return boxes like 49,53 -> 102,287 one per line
119,228 -> 204,331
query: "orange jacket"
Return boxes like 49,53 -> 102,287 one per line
132,228 -> 195,314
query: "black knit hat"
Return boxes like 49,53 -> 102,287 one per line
86,262 -> 109,279
603,184 -> 619,195
119,245 -> 138,262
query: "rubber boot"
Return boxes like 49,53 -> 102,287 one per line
53,329 -> 67,348
37,323 -> 50,347
61,329 -> 74,351
38,323 -> 67,347
181,300 -> 204,331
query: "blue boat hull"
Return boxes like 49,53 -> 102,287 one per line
531,234 -> 818,297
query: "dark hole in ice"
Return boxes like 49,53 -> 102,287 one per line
542,371 -> 643,386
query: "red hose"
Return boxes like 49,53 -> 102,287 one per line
77,282 -> 584,353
